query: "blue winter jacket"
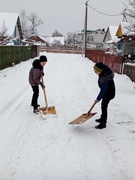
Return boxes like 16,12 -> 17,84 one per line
96,65 -> 115,101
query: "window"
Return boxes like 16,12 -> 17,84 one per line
87,36 -> 93,42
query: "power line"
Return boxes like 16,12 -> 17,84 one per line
88,4 -> 121,16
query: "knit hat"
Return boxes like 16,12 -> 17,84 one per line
94,62 -> 104,73
39,55 -> 47,62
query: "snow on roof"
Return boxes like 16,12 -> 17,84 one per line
105,26 -> 119,44
120,22 -> 135,35
44,36 -> 65,45
108,26 -> 118,40
0,12 -> 19,36
106,38 -> 120,44
37,35 -> 46,42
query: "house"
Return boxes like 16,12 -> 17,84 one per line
116,22 -> 135,59
103,26 -> 119,53
103,26 -> 118,44
116,22 -> 135,38
103,22 -> 135,58
24,34 -> 47,46
77,29 -> 106,49
0,12 -> 23,45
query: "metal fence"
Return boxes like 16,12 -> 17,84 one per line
123,64 -> 135,82
86,49 -> 123,74
86,49 -> 135,82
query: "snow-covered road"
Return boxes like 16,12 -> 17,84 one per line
0,53 -> 135,180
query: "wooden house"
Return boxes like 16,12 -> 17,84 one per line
0,12 -> 23,45
116,22 -> 135,58
103,26 -> 119,52
25,35 -> 47,45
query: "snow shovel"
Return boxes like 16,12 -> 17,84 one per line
69,101 -> 97,124
39,78 -> 57,115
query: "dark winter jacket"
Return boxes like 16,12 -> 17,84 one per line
96,64 -> 115,101
29,59 -> 44,86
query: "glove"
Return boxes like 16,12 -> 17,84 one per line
40,82 -> 45,89
95,100 -> 99,103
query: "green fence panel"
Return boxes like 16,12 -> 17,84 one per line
0,46 -> 36,70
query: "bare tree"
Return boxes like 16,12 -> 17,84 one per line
20,10 -> 44,38
28,12 -> 43,35
65,32 -> 77,46
124,0 -> 135,32
0,21 -> 8,44
52,30 -> 63,37
20,9 -> 29,37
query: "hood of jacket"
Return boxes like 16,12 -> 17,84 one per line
32,59 -> 43,71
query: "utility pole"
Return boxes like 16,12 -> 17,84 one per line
82,0 -> 88,57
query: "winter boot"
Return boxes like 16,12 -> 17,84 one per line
95,117 -> 102,123
33,109 -> 39,113
33,105 -> 39,113
95,123 -> 106,129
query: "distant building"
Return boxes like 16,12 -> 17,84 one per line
103,26 -> 119,53
116,22 -> 135,59
103,26 -> 118,43
77,29 -> 106,49
116,22 -> 135,37
24,34 -> 47,46
103,22 -> 135,57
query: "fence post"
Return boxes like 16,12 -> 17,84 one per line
32,45 -> 38,58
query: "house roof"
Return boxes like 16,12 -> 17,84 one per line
103,26 -> 119,43
80,29 -> 105,35
116,22 -> 135,37
0,12 -> 19,37
108,26 -> 118,40
27,35 -> 46,43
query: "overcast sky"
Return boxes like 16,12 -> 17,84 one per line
0,0 -> 129,36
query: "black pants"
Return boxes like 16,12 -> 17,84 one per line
31,85 -> 39,110
100,97 -> 113,124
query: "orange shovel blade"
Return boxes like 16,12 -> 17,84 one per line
39,106 -> 57,115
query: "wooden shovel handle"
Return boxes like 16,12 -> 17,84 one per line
41,77 -> 48,108
83,101 -> 96,118
87,101 -> 97,114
